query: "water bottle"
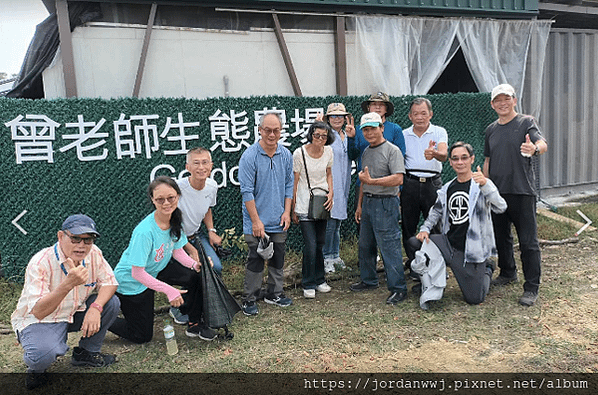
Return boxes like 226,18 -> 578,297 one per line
163,319 -> 178,355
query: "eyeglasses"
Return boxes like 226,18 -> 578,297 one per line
65,231 -> 95,245
328,115 -> 345,119
260,127 -> 281,135
312,133 -> 328,140
153,195 -> 178,205
450,155 -> 471,162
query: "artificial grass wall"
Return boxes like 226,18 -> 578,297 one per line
0,93 -> 494,282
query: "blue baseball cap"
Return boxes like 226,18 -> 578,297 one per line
61,214 -> 100,236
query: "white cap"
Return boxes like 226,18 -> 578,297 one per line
491,84 -> 516,101
360,112 -> 383,128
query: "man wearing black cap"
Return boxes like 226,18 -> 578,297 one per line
11,214 -> 120,389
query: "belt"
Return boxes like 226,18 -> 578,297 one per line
405,173 -> 441,183
364,193 -> 395,199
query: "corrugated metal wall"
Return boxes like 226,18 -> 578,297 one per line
539,28 -> 598,194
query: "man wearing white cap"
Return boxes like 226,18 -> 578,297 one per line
11,214 -> 119,389
483,83 -> 548,306
349,112 -> 408,305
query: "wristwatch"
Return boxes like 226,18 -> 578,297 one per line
533,145 -> 540,156
208,228 -> 217,233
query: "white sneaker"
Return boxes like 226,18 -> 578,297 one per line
316,282 -> 331,293
324,259 -> 336,273
303,289 -> 316,298
333,258 -> 346,270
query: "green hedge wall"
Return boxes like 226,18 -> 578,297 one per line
0,93 -> 494,282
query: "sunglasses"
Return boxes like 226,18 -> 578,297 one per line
65,231 -> 96,245
154,195 -> 178,205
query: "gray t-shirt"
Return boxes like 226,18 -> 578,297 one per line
484,114 -> 545,196
362,140 -> 405,196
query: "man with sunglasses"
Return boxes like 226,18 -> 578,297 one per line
11,214 -> 119,389
407,142 -> 507,305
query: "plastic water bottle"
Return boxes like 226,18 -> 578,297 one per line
163,319 -> 178,355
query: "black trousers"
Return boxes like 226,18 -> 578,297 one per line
492,194 -> 541,293
401,174 -> 442,265
109,259 -> 203,344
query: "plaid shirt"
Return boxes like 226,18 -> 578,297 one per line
11,243 -> 118,334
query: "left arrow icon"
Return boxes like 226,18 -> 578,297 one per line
12,210 -> 28,235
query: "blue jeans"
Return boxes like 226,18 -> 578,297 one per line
191,233 -> 222,275
358,195 -> 406,293
300,219 -> 327,289
323,218 -> 342,260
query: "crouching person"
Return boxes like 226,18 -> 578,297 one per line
11,214 -> 120,390
407,142 -> 507,305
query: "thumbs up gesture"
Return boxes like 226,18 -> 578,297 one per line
472,165 -> 487,186
359,166 -> 373,185
520,134 -> 536,157
424,140 -> 436,160
64,257 -> 89,288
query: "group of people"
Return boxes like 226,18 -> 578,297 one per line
11,83 -> 547,389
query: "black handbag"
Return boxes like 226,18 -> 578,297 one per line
301,147 -> 331,221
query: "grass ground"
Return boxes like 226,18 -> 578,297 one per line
0,201 -> 597,377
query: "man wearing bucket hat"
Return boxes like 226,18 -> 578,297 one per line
483,83 -> 548,306
11,214 -> 120,389
350,112 -> 408,305
238,111 -> 294,316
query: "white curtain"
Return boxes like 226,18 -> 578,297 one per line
355,16 -> 460,96
354,16 -> 551,118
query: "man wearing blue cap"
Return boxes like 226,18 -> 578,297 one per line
11,214 -> 120,389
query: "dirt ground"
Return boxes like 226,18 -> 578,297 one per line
332,235 -> 598,374
1,235 -> 596,375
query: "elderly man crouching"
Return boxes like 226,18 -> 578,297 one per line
11,214 -> 119,389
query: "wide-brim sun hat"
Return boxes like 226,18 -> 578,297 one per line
324,103 -> 350,122
361,92 -> 394,118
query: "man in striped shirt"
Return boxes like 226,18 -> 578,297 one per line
11,214 -> 120,389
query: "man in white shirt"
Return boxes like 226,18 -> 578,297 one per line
401,98 -> 448,276
170,147 -> 223,324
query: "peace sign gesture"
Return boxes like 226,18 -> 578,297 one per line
345,114 -> 355,138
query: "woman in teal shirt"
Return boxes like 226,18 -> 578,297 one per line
109,176 -> 215,343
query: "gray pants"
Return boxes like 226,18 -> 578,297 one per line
242,232 -> 286,302
425,234 -> 493,305
16,294 -> 120,373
